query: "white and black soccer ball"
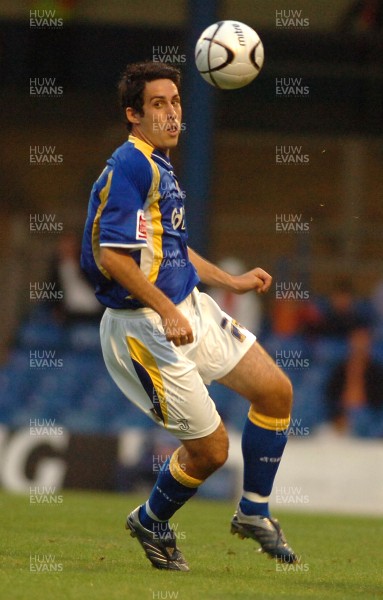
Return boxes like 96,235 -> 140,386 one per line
195,20 -> 264,89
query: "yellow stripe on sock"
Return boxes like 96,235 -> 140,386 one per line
248,407 -> 290,431
169,448 -> 204,489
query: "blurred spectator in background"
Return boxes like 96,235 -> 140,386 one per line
302,278 -> 370,338
271,298 -> 317,338
326,327 -> 383,436
206,257 -> 262,333
50,231 -> 103,323
303,279 -> 383,436
339,0 -> 383,33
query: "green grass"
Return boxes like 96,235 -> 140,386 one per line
0,490 -> 382,600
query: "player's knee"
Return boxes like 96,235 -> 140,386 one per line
250,370 -> 293,416
196,431 -> 229,475
269,371 -> 293,417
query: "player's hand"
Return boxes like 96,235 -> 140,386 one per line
230,268 -> 272,294
161,308 -> 194,346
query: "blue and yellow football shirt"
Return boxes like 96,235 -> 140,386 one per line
81,135 -> 199,309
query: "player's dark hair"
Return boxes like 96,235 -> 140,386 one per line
118,61 -> 181,132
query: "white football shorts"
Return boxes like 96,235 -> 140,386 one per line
100,288 -> 256,440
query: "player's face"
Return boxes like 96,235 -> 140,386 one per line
127,79 -> 182,155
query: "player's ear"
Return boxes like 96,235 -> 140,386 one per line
126,107 -> 140,125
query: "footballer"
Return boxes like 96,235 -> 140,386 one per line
81,61 -> 297,571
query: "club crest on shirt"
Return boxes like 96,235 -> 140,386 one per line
136,209 -> 147,240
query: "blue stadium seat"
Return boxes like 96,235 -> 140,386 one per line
67,323 -> 101,353
60,408 -> 105,433
0,363 -> 30,406
17,321 -> 67,350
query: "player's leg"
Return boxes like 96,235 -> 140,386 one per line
177,419 -> 228,479
193,291 -> 296,561
100,304 -> 229,570
217,339 -> 292,518
127,421 -> 228,571
218,339 -> 292,418
136,420 -> 228,531
137,421 -> 229,556
217,341 -> 296,562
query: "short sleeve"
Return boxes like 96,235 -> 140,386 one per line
99,150 -> 152,249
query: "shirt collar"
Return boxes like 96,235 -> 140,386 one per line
128,135 -> 173,171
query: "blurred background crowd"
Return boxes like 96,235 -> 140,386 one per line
1,0 -> 383,441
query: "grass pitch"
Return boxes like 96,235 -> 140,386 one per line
1,490 -> 382,600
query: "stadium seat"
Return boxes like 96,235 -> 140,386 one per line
67,323 -> 101,353
17,320 -> 67,350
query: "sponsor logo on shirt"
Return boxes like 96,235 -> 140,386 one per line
136,209 -> 147,240
171,207 -> 185,230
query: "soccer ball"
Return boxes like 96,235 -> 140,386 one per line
195,20 -> 264,89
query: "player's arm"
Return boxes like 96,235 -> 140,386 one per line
187,247 -> 272,294
99,247 -> 193,346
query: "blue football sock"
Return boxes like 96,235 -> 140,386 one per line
239,410 -> 290,518
139,449 -> 203,535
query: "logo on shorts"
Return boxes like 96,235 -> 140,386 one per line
136,209 -> 147,240
177,419 -> 190,432
221,317 -> 247,343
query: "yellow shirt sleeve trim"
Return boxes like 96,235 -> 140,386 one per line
91,169 -> 113,280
